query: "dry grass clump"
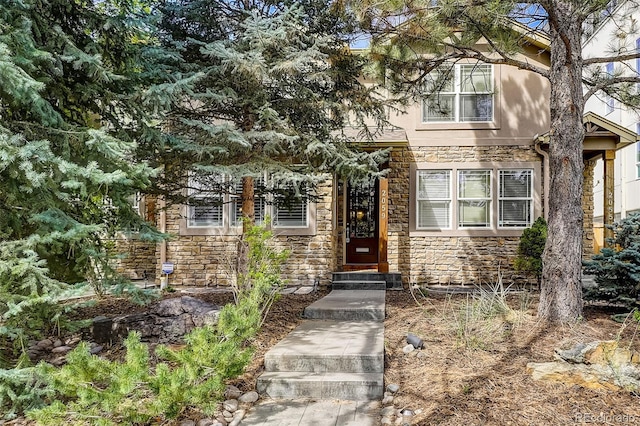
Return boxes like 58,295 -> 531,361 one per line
384,288 -> 640,425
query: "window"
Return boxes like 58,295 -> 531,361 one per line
231,178 -> 266,226
417,170 -> 451,229
187,174 -> 224,227
415,166 -> 535,232
636,123 -> 640,179
185,173 -> 313,233
458,170 -> 491,227
423,64 -> 493,123
636,39 -> 640,93
499,170 -> 533,227
604,62 -> 614,114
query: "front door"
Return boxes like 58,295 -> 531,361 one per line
345,178 -> 379,264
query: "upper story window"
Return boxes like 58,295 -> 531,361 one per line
185,173 -> 312,233
636,39 -> 640,93
604,62 -> 615,114
636,123 -> 640,179
415,166 -> 534,232
422,64 -> 494,123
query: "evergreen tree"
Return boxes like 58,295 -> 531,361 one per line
514,217 -> 548,287
584,213 -> 640,307
0,0 -> 166,357
349,0 -> 640,321
150,0 -> 390,272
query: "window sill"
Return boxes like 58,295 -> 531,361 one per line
179,223 -> 316,237
415,121 -> 500,131
410,228 -> 527,238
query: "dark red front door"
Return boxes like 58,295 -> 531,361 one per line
345,178 -> 379,264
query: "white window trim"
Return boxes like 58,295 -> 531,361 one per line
604,62 -> 615,115
457,169 -> 492,229
410,162 -> 542,237
636,124 -> 640,180
180,173 -> 316,236
416,170 -> 453,230
498,169 -> 534,228
422,63 -> 494,124
636,141 -> 640,180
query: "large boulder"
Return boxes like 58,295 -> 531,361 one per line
93,296 -> 220,343
528,340 -> 640,391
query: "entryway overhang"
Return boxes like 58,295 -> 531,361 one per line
535,112 -> 640,246
340,127 -> 408,273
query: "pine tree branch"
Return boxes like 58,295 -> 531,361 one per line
583,76 -> 640,102
584,52 -> 640,66
439,42 -> 549,77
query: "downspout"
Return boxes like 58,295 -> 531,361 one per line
159,195 -> 167,282
534,135 -> 550,221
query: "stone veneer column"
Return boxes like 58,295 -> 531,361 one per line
582,159 -> 597,260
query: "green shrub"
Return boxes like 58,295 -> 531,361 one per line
583,213 -> 640,307
514,217 -> 547,286
27,224 -> 288,424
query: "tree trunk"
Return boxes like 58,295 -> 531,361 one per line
538,2 -> 585,321
237,176 -> 255,279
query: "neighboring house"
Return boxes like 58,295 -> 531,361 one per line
583,0 -> 640,251
117,28 -> 636,289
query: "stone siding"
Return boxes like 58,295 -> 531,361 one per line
387,145 -> 543,286
582,159 -> 596,260
160,181 -> 335,288
112,237 -> 157,280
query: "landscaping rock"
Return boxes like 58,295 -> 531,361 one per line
402,344 -> 415,354
89,345 -> 104,354
225,385 -> 242,399
228,409 -> 245,426
36,339 -> 53,350
50,356 -> 66,367
381,416 -> 393,425
223,399 -> 238,413
94,296 -> 221,343
179,421 -> 195,426
529,340 -> 640,391
51,346 -> 72,354
53,339 -> 63,348
386,383 -> 400,393
381,406 -> 396,416
238,391 -> 259,403
197,420 -> 215,426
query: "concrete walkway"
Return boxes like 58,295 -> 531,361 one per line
240,399 -> 380,426
241,289 -> 385,425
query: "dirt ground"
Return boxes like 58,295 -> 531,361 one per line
51,288 -> 640,425
383,290 -> 640,426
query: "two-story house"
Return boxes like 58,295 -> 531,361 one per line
116,27 -> 637,289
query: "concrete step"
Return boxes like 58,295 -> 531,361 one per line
332,272 -> 403,289
303,290 -> 385,321
256,371 -> 384,400
263,320 -> 383,373
332,280 -> 386,291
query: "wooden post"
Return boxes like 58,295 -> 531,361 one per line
603,150 -> 615,247
378,178 -> 389,273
